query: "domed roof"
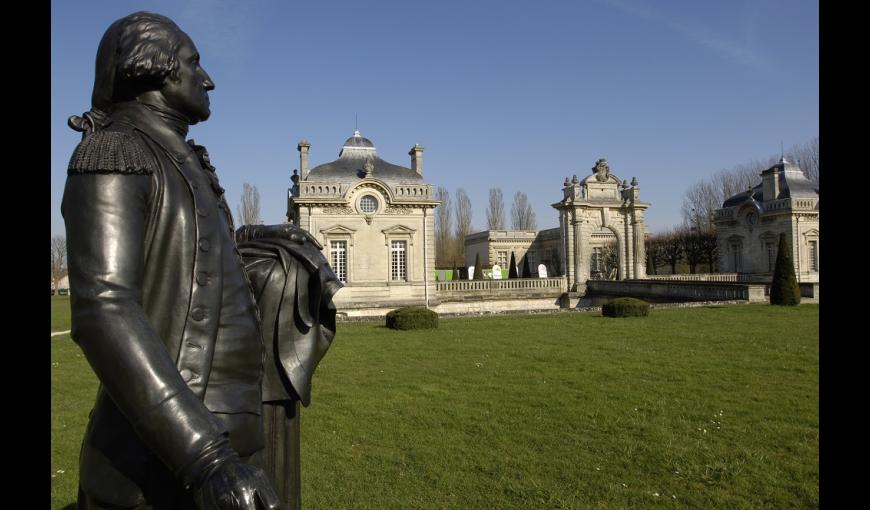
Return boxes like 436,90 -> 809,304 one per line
341,129 -> 375,150
307,130 -> 424,184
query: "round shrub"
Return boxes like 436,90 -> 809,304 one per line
386,307 -> 439,330
602,298 -> 650,317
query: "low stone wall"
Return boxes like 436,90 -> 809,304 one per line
335,297 -> 564,320
586,280 -> 768,303
433,297 -> 563,316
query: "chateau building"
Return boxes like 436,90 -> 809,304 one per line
713,157 -> 819,282
287,130 -> 440,311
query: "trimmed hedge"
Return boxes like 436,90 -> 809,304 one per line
602,298 -> 650,317
386,307 -> 439,330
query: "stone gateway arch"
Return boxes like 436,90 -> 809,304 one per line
552,159 -> 649,292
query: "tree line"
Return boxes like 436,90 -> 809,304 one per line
434,187 -> 537,268
644,227 -> 718,275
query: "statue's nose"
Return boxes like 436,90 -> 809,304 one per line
202,69 -> 215,91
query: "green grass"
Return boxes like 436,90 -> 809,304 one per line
51,304 -> 819,509
51,296 -> 71,332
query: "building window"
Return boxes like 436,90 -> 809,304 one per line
731,243 -> 742,272
766,242 -> 776,272
496,251 -> 508,269
359,195 -> 378,214
526,250 -> 536,275
808,241 -> 818,272
330,241 -> 347,283
390,240 -> 407,281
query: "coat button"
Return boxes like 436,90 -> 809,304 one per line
191,308 -> 206,321
199,239 -> 210,252
196,272 -> 210,286
180,368 -> 194,382
197,207 -> 209,217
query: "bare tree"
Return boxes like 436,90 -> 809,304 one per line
236,182 -> 261,226
645,234 -> 664,275
698,226 -> 718,272
660,230 -> 684,274
454,188 -> 473,262
486,188 -> 505,230
677,225 -> 704,274
510,191 -> 537,230
434,187 -> 453,267
787,136 -> 819,187
51,236 -> 67,295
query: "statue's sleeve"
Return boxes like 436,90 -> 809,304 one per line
62,131 -> 230,485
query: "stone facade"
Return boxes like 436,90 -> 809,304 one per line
463,229 -> 562,277
287,131 -> 440,309
551,159 -> 649,292
713,157 -> 819,283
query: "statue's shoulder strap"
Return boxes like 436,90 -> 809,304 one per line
67,129 -> 157,176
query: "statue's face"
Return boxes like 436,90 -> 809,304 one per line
162,32 -> 215,123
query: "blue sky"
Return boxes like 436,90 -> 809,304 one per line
51,0 -> 818,237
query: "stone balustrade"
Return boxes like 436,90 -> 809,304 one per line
299,182 -> 345,198
762,197 -> 818,212
437,276 -> 568,302
646,273 -> 739,282
394,184 -> 433,200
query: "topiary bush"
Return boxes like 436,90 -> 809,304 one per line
508,252 -> 518,279
386,307 -> 439,330
472,253 -> 484,280
770,233 -> 801,306
602,297 -> 650,317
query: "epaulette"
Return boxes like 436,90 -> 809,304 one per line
67,130 -> 156,176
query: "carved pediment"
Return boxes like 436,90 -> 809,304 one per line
320,225 -> 357,236
381,225 -> 416,236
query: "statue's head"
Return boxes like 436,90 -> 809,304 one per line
91,11 -> 215,124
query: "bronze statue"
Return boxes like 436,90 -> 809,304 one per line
63,12 -> 339,510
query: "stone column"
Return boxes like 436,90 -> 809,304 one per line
573,215 -> 582,289
564,210 -> 575,287
633,210 -> 646,279
623,216 -> 634,279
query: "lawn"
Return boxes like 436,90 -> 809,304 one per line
51,295 -> 71,332
51,304 -> 819,509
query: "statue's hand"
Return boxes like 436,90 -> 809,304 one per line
237,224 -> 323,250
193,459 -> 281,510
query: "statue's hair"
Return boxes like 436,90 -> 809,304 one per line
113,12 -> 184,100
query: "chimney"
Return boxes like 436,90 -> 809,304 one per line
297,139 -> 311,180
409,144 -> 424,176
761,162 -> 781,201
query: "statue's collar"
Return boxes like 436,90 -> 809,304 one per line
111,101 -> 195,163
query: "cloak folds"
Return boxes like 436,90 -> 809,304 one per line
236,235 -> 343,405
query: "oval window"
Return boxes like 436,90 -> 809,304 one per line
359,195 -> 378,213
